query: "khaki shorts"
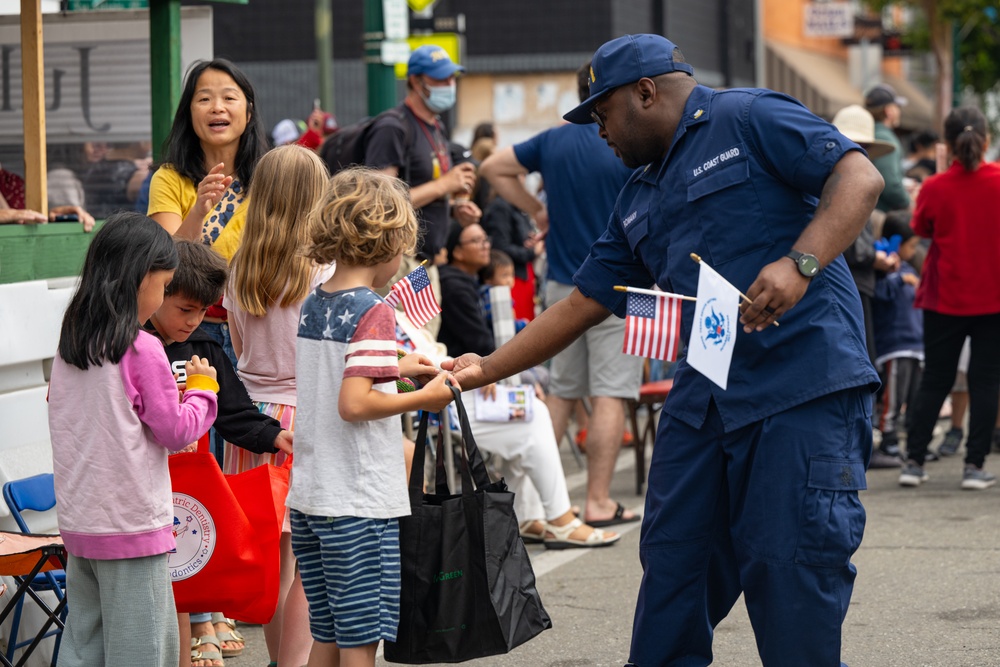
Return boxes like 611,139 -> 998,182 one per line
545,281 -> 644,400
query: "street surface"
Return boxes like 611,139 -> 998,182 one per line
234,425 -> 1000,667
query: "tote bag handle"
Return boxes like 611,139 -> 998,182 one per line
408,384 -> 494,509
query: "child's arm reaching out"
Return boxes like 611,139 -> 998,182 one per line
339,372 -> 458,422
397,353 -> 440,386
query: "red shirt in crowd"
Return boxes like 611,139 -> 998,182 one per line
911,160 -> 1000,316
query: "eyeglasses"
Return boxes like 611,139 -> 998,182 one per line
460,237 -> 491,247
589,87 -> 618,129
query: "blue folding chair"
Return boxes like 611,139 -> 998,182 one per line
2,474 -> 66,667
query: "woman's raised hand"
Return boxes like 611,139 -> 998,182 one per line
194,162 -> 233,218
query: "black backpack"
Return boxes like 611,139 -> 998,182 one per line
319,105 -> 413,178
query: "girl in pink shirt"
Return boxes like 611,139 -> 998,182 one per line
223,145 -> 332,667
48,212 -> 220,666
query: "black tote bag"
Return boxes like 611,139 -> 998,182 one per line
383,386 -> 552,664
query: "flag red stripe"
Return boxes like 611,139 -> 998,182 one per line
623,292 -> 682,362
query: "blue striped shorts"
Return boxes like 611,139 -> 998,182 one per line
289,510 -> 401,647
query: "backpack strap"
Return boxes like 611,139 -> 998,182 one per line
392,103 -> 418,185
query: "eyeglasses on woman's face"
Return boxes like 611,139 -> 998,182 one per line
460,236 -> 491,247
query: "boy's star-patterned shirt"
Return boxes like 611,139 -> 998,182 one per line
297,287 -> 399,383
291,286 -> 409,519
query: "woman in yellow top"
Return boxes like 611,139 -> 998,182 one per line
147,58 -> 267,667
148,58 -> 268,261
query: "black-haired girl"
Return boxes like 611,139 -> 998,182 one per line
48,212 -> 220,666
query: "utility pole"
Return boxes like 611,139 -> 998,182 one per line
364,0 -> 397,115
316,0 -> 334,112
149,0 -> 181,161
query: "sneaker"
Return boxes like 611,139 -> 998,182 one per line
961,465 -> 997,490
938,428 -> 964,457
869,449 -> 902,469
880,433 -> 902,458
899,460 -> 929,487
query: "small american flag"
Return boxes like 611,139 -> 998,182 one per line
623,291 -> 683,361
384,265 -> 440,329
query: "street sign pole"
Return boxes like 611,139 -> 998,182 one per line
364,0 -> 397,116
149,0 -> 181,161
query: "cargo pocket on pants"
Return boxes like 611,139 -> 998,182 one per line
795,457 -> 867,568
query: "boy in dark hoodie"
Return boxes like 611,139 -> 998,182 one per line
146,240 -> 292,665
146,239 -> 293,457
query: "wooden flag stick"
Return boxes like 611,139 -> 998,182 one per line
613,285 -> 698,302
419,259 -> 430,267
690,253 -> 779,327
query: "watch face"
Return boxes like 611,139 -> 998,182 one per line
799,254 -> 820,277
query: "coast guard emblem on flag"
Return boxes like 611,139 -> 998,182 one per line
384,265 -> 440,329
623,292 -> 683,362
687,262 -> 740,389
698,298 -> 732,352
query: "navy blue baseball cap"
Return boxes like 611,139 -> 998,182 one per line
407,45 -> 465,80
564,34 -> 694,124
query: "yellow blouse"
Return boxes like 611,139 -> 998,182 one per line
147,165 -> 248,260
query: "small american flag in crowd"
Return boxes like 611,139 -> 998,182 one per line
384,265 -> 440,329
623,291 -> 683,361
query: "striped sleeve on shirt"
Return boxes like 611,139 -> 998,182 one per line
343,302 -> 400,380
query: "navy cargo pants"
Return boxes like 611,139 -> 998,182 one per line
628,387 -> 872,667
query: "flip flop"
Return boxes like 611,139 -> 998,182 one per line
586,502 -> 641,528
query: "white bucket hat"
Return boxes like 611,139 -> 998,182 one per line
831,105 -> 896,159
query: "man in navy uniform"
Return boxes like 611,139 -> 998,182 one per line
445,34 -> 883,667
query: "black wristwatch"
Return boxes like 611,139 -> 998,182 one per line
785,250 -> 821,278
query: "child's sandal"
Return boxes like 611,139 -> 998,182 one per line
191,636 -> 224,666
211,612 -> 246,657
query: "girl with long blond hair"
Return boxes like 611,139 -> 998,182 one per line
222,144 -> 333,667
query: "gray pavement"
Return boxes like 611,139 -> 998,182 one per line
231,429 -> 1000,667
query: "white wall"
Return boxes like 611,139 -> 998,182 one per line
0,277 -> 75,665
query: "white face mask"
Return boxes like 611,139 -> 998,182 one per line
422,81 -> 457,113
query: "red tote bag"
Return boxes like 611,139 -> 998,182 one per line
168,435 -> 289,623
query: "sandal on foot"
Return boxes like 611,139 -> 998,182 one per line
543,517 -> 620,550
211,612 -> 246,657
518,520 -> 545,544
586,502 -> 641,528
191,636 -> 224,666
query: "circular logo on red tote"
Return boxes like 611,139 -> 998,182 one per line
168,493 -> 216,581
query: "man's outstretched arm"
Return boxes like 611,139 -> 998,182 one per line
443,287 -> 611,388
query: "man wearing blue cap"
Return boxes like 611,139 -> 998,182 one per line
365,45 -> 481,334
445,34 -> 885,667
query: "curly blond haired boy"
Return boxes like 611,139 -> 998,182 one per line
288,167 -> 457,666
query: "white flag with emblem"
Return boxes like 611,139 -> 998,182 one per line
687,261 -> 741,390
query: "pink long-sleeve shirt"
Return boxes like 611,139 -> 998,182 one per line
48,330 -> 218,559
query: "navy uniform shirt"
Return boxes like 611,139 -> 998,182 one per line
575,85 -> 880,432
